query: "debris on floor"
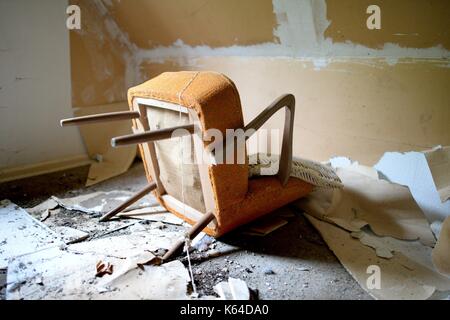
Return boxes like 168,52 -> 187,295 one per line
1,145 -> 448,300
297,165 -> 436,245
0,194 -> 198,300
432,216 -> 450,277
52,226 -> 89,244
6,243 -> 191,300
2,197 -> 247,300
26,198 -> 59,215
25,196 -> 159,245
0,199 -> 63,270
22,188 -> 185,243
191,233 -> 216,252
0,269 -> 6,298
52,190 -> 158,215
95,260 -> 114,277
5,222 -> 189,299
240,207 -> 300,237
181,242 -> 240,264
214,277 -> 250,300
40,209 -> 51,222
95,260 -> 190,300
306,215 -> 450,300
242,215 -> 289,237
117,207 -> 185,225
295,151 -> 450,300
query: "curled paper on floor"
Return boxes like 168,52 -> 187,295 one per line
295,167 -> 436,247
329,157 -> 379,180
295,162 -> 449,300
432,217 -> 450,277
26,198 -> 59,215
97,260 -> 190,299
350,229 -> 435,269
306,215 -> 450,300
375,150 -> 450,223
214,277 -> 250,300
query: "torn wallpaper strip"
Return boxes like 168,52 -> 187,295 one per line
375,149 -> 450,222
295,159 -> 450,300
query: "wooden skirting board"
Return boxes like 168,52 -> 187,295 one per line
0,154 -> 92,184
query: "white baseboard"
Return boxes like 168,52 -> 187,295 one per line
0,154 -> 93,183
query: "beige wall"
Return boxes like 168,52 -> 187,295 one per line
325,0 -> 450,50
2,0 -> 447,178
138,57 -> 450,164
106,0 -> 278,48
0,0 -> 86,173
67,0 -> 450,166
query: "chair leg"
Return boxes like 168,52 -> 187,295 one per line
99,182 -> 157,222
60,111 -> 140,127
162,212 -> 216,261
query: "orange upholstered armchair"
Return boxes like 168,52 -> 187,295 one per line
61,71 -> 313,260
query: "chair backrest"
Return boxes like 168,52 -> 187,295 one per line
128,71 -> 249,222
146,105 -> 206,213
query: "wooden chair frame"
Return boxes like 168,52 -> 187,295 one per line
61,93 -> 296,260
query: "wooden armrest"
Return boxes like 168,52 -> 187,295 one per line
244,94 -> 295,186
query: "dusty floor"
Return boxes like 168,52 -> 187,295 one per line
0,160 -> 371,300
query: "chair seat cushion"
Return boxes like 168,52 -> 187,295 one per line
205,176 -> 313,237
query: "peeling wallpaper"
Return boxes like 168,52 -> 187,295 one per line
68,0 -> 450,164
325,0 -> 450,50
136,57 -> 450,164
70,0 -> 133,108
104,0 -> 279,48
